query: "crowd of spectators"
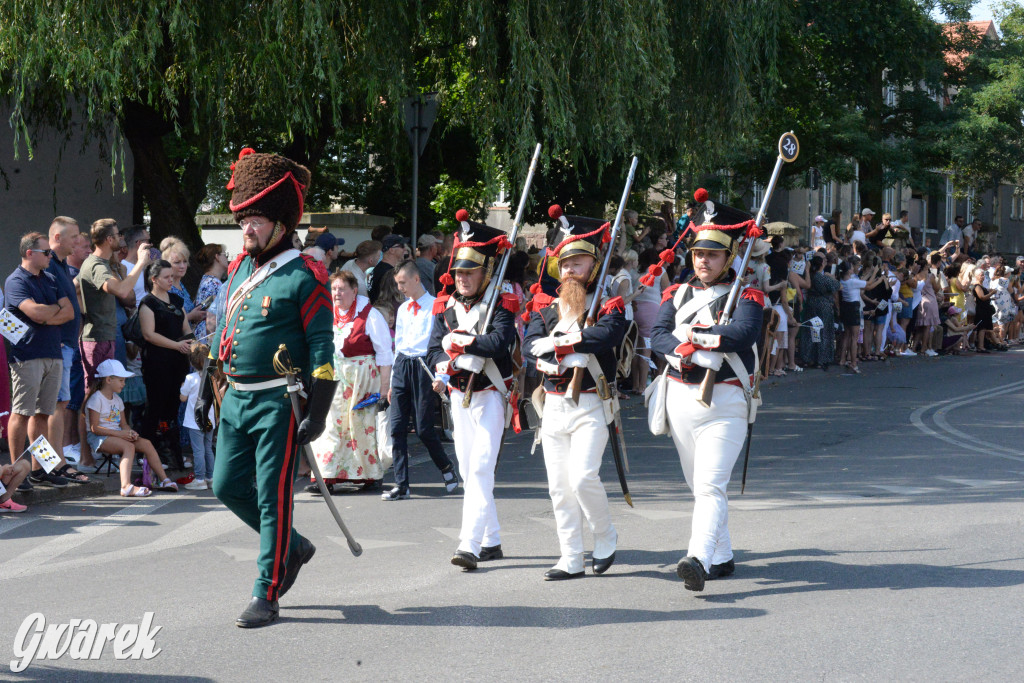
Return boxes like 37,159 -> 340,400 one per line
3,208 -> 1021,513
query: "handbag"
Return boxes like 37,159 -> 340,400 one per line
644,365 -> 670,436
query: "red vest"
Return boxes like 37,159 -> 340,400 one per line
338,301 -> 376,358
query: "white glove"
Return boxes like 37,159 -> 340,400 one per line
453,354 -> 485,373
562,353 -> 588,369
443,332 -> 475,352
666,354 -> 683,371
530,336 -> 557,357
690,350 -> 723,371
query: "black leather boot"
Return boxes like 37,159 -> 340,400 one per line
235,597 -> 279,628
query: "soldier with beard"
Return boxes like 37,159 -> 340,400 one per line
196,148 -> 338,627
649,190 -> 765,593
426,211 -> 518,571
523,206 -> 627,580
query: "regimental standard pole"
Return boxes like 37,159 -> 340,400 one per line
411,106 -> 420,249
461,143 -> 542,408
697,132 -> 799,408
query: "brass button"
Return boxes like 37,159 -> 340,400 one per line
242,305 -> 248,310
235,328 -> 240,333
283,392 -> 289,399
231,353 -> 237,359
239,316 -> 245,321
233,340 -> 239,346
230,366 -> 236,372
246,294 -> 252,299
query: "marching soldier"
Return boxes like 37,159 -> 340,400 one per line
523,206 -> 627,580
426,211 -> 518,571
198,148 -> 338,627
649,192 -> 764,592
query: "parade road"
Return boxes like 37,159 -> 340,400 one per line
2,351 -> 1022,680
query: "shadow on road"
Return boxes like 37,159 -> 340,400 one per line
283,603 -> 766,627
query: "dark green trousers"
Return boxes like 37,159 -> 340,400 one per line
212,386 -> 306,600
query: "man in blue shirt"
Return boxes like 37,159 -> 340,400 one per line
4,233 -> 74,488
45,217 -> 87,481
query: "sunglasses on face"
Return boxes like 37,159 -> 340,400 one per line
28,248 -> 54,257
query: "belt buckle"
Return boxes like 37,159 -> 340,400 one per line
229,380 -> 238,390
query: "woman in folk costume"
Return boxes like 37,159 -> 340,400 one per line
426,211 -> 518,571
308,269 -> 394,494
523,205 -> 628,580
649,189 -> 765,592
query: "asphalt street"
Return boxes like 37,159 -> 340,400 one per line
1,350 -> 1022,681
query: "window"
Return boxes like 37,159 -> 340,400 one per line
967,188 -> 976,222
494,184 -> 509,208
885,85 -> 898,108
751,181 -> 764,214
945,177 -> 954,228
1012,188 -> 1024,221
852,162 -> 860,216
819,181 -> 833,215
883,186 -> 895,217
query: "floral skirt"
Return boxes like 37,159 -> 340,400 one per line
310,354 -> 383,482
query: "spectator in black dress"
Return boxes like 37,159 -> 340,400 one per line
971,268 -> 995,353
138,260 -> 192,467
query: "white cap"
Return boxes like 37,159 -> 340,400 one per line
861,207 -> 875,216
96,359 -> 133,378
814,215 -> 826,223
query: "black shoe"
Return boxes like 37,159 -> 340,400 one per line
451,550 -> 479,571
708,559 -> 735,580
478,544 -> 504,562
278,538 -> 316,598
359,480 -> 383,492
381,486 -> 410,501
17,479 -> 33,492
592,552 -> 616,575
235,597 -> 279,628
544,568 -> 585,581
304,482 -> 334,496
677,556 -> 708,592
29,471 -> 69,488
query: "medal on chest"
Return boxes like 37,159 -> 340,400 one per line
261,296 -> 271,317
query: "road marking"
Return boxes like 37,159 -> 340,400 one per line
216,545 -> 260,562
799,493 -> 869,502
626,508 -> 688,521
329,537 -> 416,551
0,516 -> 37,537
934,477 -> 1016,488
869,485 -> 942,496
0,506 -> 243,581
0,497 -> 178,581
431,527 -> 462,540
910,379 -> 1024,462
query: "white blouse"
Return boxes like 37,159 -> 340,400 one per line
335,295 -> 394,366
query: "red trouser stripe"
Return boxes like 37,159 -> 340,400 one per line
267,411 -> 297,600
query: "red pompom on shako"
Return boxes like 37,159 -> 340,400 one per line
694,187 -> 709,204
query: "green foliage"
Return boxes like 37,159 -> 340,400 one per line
429,173 -> 491,233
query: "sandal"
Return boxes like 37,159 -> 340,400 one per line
788,365 -> 804,373
56,463 -> 90,484
772,369 -> 787,377
155,478 -> 179,492
121,484 -> 152,497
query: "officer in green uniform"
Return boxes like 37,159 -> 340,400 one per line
197,148 -> 338,628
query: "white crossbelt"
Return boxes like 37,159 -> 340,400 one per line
228,377 -> 289,391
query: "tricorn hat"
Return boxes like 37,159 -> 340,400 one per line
227,148 -> 310,232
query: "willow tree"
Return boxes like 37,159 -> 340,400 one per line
1,0 -> 783,241
0,1 -> 412,247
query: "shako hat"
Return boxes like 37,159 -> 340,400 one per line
226,148 -> 310,232
690,187 -> 756,253
449,210 -> 509,272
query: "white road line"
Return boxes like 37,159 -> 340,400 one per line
934,477 -> 1016,488
0,515 -> 37,537
869,485 -> 942,496
0,506 -> 243,582
909,379 -> 1024,462
0,496 -> 178,581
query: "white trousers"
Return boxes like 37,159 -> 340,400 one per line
450,388 -> 503,555
541,393 -> 617,573
666,381 -> 747,572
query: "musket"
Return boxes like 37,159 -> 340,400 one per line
461,142 -> 542,408
697,132 -> 799,408
567,155 -> 639,405
273,345 -> 363,557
